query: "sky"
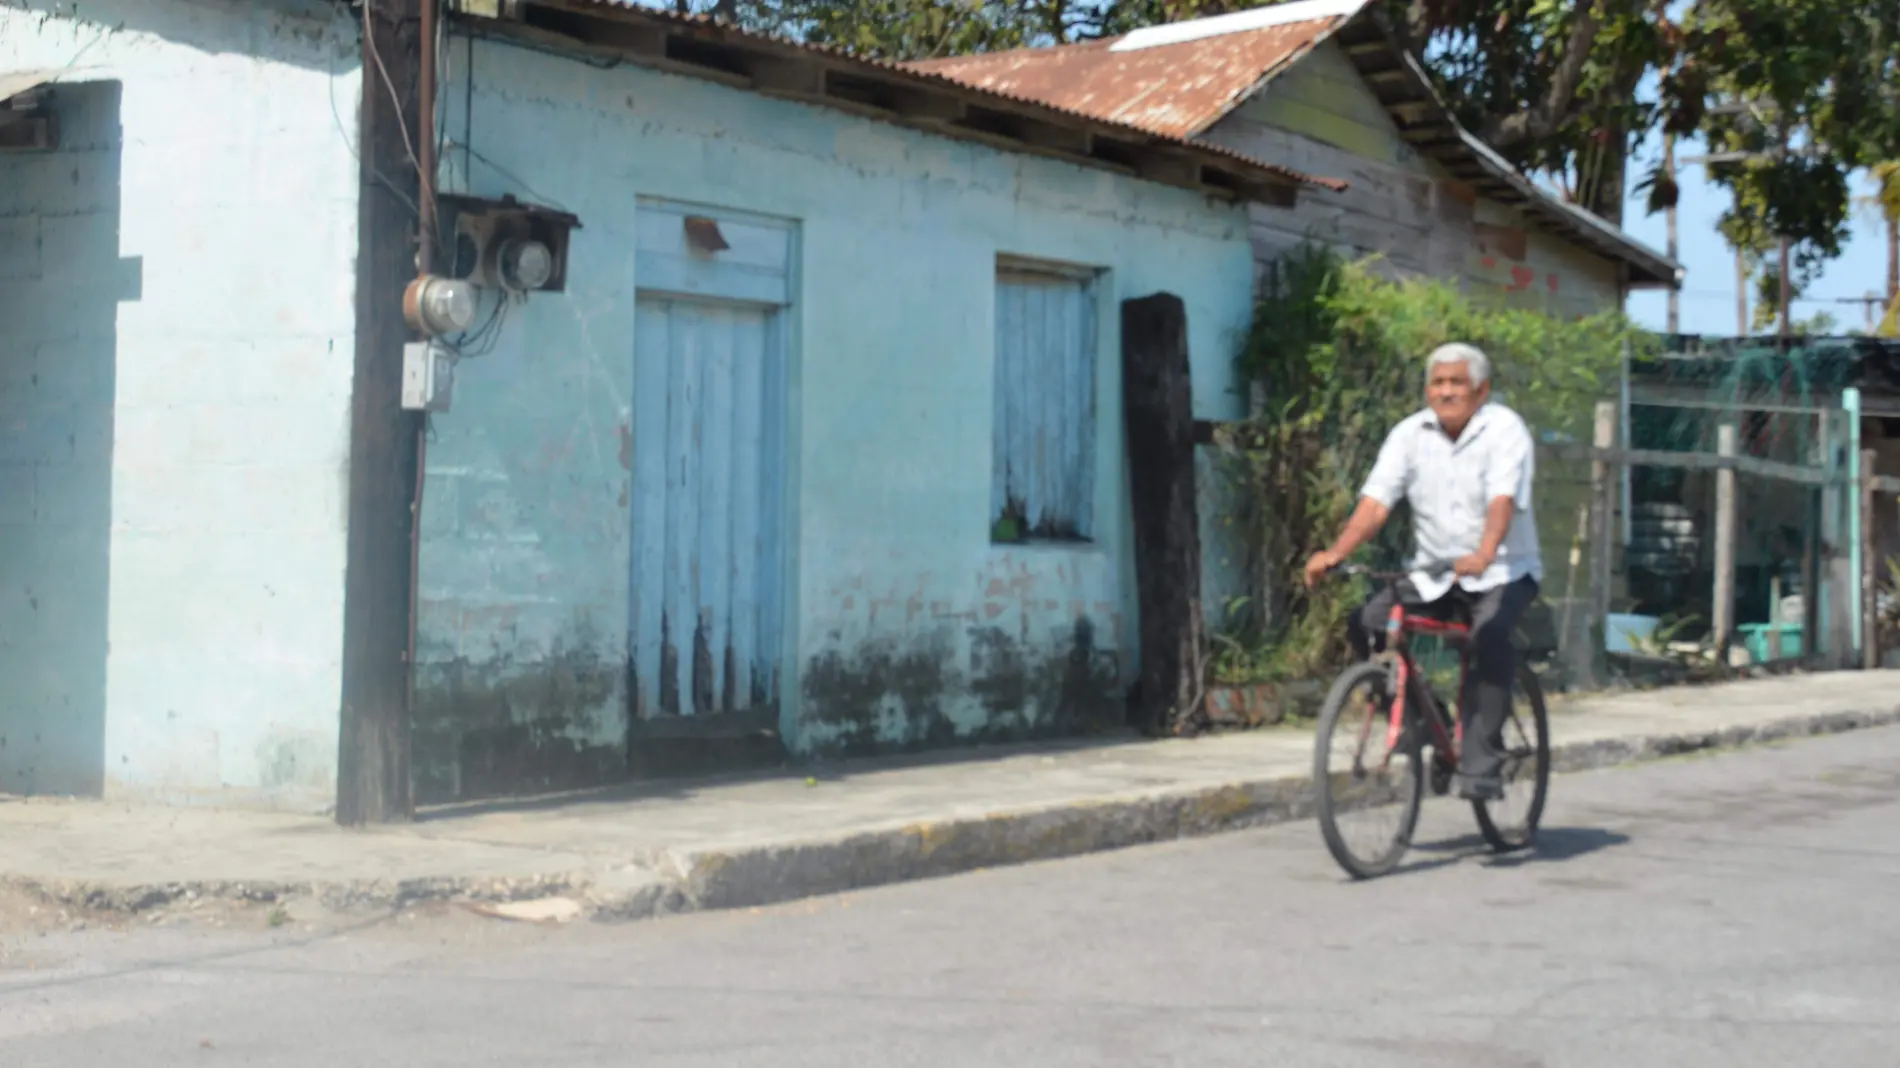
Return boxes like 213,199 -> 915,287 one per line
1614,123 -> 1893,340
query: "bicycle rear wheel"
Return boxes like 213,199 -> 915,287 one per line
1314,661 -> 1424,879
1472,665 -> 1551,852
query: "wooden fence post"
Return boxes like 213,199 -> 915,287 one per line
1557,501 -> 1591,688
1712,423 -> 1737,666
1803,416 -> 1824,667
1825,410 -> 1856,670
1587,401 -> 1618,685
1121,293 -> 1205,736
1864,448 -> 1881,670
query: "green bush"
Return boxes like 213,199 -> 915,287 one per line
1207,244 -> 1645,686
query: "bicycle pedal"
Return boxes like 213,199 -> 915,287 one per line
1428,759 -> 1455,796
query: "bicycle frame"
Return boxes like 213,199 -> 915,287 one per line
1375,597 -> 1469,765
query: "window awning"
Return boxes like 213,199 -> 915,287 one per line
0,70 -> 59,104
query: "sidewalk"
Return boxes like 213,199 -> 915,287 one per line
6,672 -> 1899,921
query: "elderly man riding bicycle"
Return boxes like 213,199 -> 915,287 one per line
1303,341 -> 1542,803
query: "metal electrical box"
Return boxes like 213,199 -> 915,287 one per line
401,340 -> 457,412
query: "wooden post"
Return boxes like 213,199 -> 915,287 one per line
337,0 -> 423,824
1587,401 -> 1617,685
1863,448 -> 1880,670
1845,389 -> 1863,664
1121,293 -> 1205,736
1821,409 -> 1856,669
1803,415 -> 1823,666
1558,501 -> 1590,688
1712,424 -> 1737,666
1767,572 -> 1783,660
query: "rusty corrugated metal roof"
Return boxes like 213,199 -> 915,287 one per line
905,0 -> 1681,288
552,0 -> 1347,192
906,4 -> 1358,139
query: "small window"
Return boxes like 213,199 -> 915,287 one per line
991,257 -> 1098,544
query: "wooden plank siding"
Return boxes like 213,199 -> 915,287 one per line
1202,41 -> 1621,321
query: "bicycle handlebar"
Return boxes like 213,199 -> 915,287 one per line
1327,560 -> 1458,582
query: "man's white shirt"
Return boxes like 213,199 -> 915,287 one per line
1360,401 -> 1543,602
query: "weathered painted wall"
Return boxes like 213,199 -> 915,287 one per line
1204,41 -> 1621,318
0,0 -> 360,810
415,37 -> 1256,800
0,80 -> 119,798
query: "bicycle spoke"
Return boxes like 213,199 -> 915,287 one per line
1316,665 -> 1422,878
1472,669 -> 1551,853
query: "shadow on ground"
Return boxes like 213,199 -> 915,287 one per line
1392,826 -> 1631,877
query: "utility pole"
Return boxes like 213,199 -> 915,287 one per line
1664,133 -> 1680,334
338,0 -> 426,825
1778,234 -> 1793,338
1774,122 -> 1793,339
1681,137 -> 1764,337
1683,99 -> 1805,340
1776,122 -> 1795,339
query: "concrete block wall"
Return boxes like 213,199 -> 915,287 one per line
0,0 -> 360,810
414,37 -> 1257,800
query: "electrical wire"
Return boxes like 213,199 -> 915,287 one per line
327,25 -> 427,226
446,289 -> 512,358
435,6 -> 452,181
361,0 -> 442,256
442,138 -> 572,213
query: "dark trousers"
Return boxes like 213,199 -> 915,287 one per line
1346,575 -> 1540,785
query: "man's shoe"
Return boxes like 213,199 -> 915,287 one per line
1456,775 -> 1503,801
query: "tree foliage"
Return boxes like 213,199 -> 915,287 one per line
1385,0 -> 1899,311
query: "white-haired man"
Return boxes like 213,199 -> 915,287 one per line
1302,342 -> 1541,800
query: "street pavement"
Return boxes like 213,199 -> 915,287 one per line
5,726 -> 1900,1067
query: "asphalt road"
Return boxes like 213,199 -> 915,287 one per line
6,727 -> 1900,1067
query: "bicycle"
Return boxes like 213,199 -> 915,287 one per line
1311,562 -> 1552,880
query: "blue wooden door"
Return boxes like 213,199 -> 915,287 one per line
630,296 -> 787,722
629,201 -> 792,726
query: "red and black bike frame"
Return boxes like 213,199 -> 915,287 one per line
1376,602 -> 1469,761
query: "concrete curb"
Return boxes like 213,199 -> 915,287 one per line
655,702 -> 1900,918
11,703 -> 1899,922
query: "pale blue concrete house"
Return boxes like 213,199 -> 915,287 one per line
0,1 -> 363,811
406,4 -> 1336,800
0,0 -> 1675,813
0,0 -> 1332,810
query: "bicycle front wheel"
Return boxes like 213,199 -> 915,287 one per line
1472,664 -> 1551,852
1314,661 -> 1423,880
